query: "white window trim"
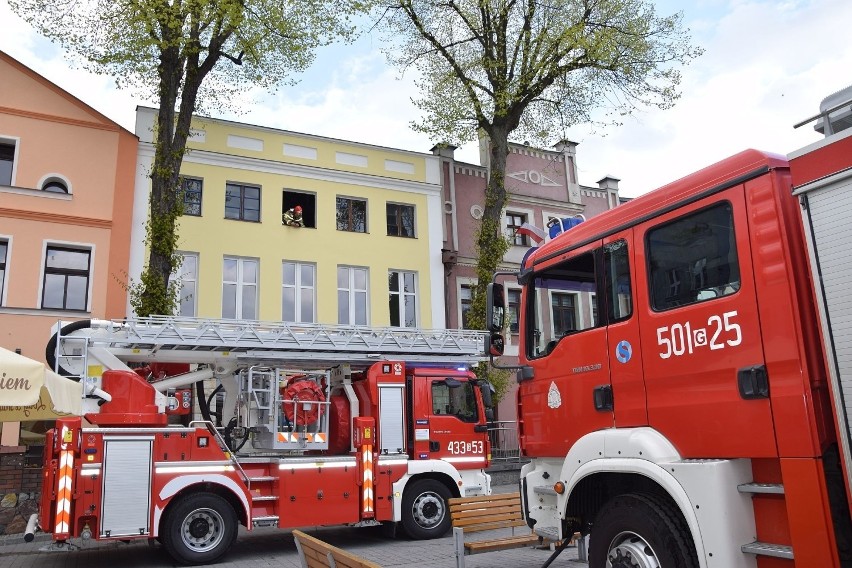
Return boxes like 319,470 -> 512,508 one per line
588,292 -> 597,328
173,252 -> 199,317
456,277 -> 477,330
222,256 -> 258,320
389,269 -> 419,328
36,173 -> 73,195
503,205 -> 535,247
38,240 -> 95,312
0,135 -> 20,188
0,235 -> 11,307
338,265 -> 370,326
282,260 -> 317,323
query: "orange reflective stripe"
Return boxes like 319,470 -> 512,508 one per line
54,450 -> 73,536
362,444 -> 374,516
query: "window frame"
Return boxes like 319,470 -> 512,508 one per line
388,269 -> 418,328
0,238 -> 8,306
282,190 -> 317,228
172,252 -> 199,317
506,210 -> 530,247
180,177 -> 203,216
457,280 -> 476,330
282,261 -> 317,323
507,287 -> 522,334
338,265 -> 369,326
224,182 -> 261,222
0,137 -> 19,187
222,256 -> 258,320
336,196 -> 368,233
386,202 -> 416,238
41,244 -> 92,312
645,201 -> 740,312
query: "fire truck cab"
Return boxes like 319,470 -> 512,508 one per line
488,140 -> 852,567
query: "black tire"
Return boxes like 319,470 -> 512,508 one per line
401,479 -> 452,539
160,493 -> 238,565
589,493 -> 698,568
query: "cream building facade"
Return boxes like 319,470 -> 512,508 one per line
131,108 -> 446,328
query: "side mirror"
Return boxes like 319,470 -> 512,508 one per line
478,380 -> 493,408
486,283 -> 505,333
488,333 -> 504,356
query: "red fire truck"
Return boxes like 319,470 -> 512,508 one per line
32,317 -> 492,565
487,110 -> 852,566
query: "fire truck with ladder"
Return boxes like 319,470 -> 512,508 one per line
32,317 -> 493,565
486,94 -> 852,567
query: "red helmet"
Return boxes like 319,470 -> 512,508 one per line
294,205 -> 303,213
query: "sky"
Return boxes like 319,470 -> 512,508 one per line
1,0 -> 850,198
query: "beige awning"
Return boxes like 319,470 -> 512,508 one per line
0,347 -> 82,421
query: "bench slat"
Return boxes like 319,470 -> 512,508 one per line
465,534 -> 540,553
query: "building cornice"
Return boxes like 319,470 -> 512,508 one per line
0,208 -> 111,229
138,143 -> 442,196
0,106 -> 122,134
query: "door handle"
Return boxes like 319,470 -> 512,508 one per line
738,365 -> 769,399
474,424 -> 488,433
593,385 -> 613,411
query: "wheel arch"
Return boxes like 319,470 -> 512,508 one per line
391,470 -> 461,522
154,476 -> 250,536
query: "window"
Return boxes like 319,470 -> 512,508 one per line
386,203 -> 415,237
42,178 -> 68,193
180,177 -> 203,216
0,141 -> 15,186
283,190 -> 317,228
604,240 -> 632,321
507,289 -> 521,334
172,253 -> 198,317
527,251 -> 597,358
283,261 -> 316,323
647,203 -> 740,311
432,380 -> 477,422
388,270 -> 417,327
0,240 -> 7,304
460,284 -> 474,329
225,183 -> 260,222
336,197 -> 367,233
506,212 -> 529,246
552,292 -> 579,336
338,266 -> 369,325
223,257 -> 257,319
42,246 -> 91,311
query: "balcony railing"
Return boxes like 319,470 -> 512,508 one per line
487,420 -> 522,463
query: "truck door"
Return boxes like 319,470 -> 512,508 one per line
518,241 -> 614,458
602,234 -> 648,427
635,189 -> 777,458
410,373 -> 488,469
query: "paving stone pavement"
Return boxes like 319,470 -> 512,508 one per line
0,486 -> 584,568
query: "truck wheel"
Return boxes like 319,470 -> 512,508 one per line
589,493 -> 697,568
401,479 -> 452,539
161,493 -> 237,565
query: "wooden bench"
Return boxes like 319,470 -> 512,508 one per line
292,529 -> 382,568
449,492 -> 541,568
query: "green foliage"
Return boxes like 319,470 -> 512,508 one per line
11,0 -> 373,316
380,1 -> 701,402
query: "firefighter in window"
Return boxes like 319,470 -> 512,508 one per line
283,205 -> 304,227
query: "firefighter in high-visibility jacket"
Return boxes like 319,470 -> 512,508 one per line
283,205 -> 304,227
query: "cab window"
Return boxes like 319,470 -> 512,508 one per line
432,380 -> 477,422
647,202 -> 740,311
526,250 -> 598,359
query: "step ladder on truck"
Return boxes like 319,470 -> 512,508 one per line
34,316 -> 494,565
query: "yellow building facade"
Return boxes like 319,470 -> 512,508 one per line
131,108 -> 445,328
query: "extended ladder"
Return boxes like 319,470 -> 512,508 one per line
54,316 -> 488,370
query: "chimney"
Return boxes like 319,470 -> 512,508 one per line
598,175 -> 621,210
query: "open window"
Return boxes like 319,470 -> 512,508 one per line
283,190 -> 317,228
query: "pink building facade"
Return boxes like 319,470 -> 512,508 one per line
436,140 -> 621,421
0,51 -> 138,449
